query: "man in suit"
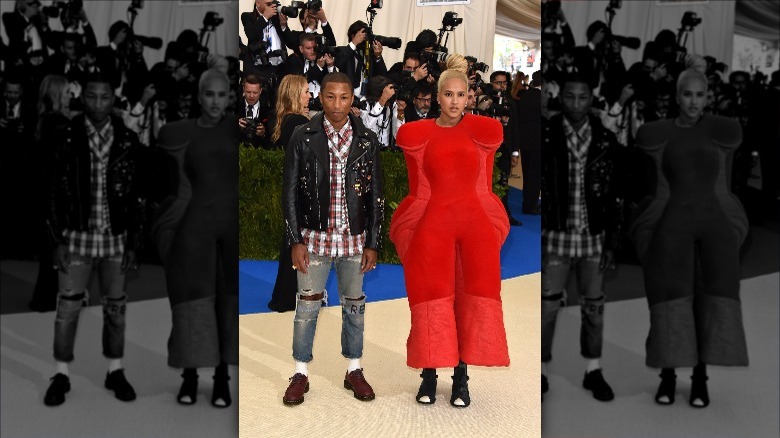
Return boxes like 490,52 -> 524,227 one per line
404,84 -> 435,123
490,70 -> 522,226
334,20 -> 388,99
2,0 -> 51,61
284,7 -> 336,55
238,73 -> 270,149
241,0 -> 290,86
284,33 -> 335,99
517,71 -> 542,214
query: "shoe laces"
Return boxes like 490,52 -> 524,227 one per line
350,369 -> 366,382
289,373 -> 306,384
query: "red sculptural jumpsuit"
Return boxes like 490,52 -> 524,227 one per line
390,115 -> 511,369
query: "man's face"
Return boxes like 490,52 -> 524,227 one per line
82,81 -> 114,125
491,74 -> 508,92
257,1 -> 278,17
243,82 -> 261,106
300,40 -> 317,61
164,58 -> 180,74
731,75 -> 747,92
542,40 -> 555,59
321,81 -> 353,127
655,93 -> 670,113
643,58 -> 658,73
23,1 -> 40,19
413,93 -> 432,115
62,40 -> 78,61
466,88 -> 476,110
403,58 -> 419,72
4,83 -> 23,106
177,93 -> 193,112
560,81 -> 592,125
199,77 -> 229,121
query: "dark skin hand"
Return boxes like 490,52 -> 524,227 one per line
291,244 -> 378,274
599,249 -> 615,271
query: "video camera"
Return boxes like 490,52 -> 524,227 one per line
281,0 -> 322,18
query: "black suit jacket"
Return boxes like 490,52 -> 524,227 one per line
334,44 -> 387,91
403,105 -> 434,123
284,22 -> 336,54
515,87 -> 541,151
2,11 -> 50,59
241,9 -> 289,60
284,53 -> 327,84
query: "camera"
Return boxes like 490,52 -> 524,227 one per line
465,57 -> 489,76
281,1 -> 303,18
364,28 -> 401,50
442,12 -> 462,29
203,12 -> 223,28
307,0 -> 322,13
476,87 -> 511,118
368,0 -> 383,9
681,11 -> 702,29
42,0 -> 83,19
242,117 -> 259,141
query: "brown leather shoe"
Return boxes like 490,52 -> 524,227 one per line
283,373 -> 309,405
344,369 -> 375,401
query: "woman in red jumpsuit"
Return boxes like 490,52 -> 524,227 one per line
631,68 -> 748,408
390,55 -> 510,407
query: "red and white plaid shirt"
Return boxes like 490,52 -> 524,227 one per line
542,117 -> 604,257
301,117 -> 366,257
66,118 -> 126,257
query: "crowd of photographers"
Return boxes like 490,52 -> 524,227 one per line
540,0 -> 780,220
0,0 -> 233,262
239,0 -> 539,224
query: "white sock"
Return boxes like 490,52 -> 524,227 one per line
586,359 -> 600,373
295,361 -> 308,376
56,361 -> 69,376
108,359 -> 122,373
347,358 -> 361,373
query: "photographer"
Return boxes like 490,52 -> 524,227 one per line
241,0 -> 290,85
284,33 -> 334,99
334,20 -> 388,98
359,75 -> 405,150
238,73 -> 271,148
3,0 -> 52,63
96,21 -> 149,94
488,70 -> 521,226
49,0 -> 97,50
283,6 -> 336,55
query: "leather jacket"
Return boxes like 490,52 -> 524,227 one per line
541,114 -> 624,250
47,114 -> 144,251
282,113 -> 384,250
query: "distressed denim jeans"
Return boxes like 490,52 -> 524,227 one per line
54,253 -> 127,362
292,253 -> 365,363
541,252 -> 605,362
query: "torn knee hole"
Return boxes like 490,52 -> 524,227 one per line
300,292 -> 324,301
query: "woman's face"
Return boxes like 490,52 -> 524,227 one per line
437,77 -> 467,120
199,76 -> 229,121
677,76 -> 707,121
299,85 -> 310,113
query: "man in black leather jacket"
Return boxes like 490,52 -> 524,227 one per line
540,73 -> 624,404
281,72 -> 384,405
43,73 -> 144,407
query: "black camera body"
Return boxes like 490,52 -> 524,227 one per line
477,87 -> 512,118
42,0 -> 83,19
681,11 -> 702,29
242,117 -> 259,141
203,12 -> 224,28
442,11 -> 462,29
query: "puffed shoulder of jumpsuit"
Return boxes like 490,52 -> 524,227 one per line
389,114 -> 509,262
629,115 -> 745,260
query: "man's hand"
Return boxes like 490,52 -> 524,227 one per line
598,250 -> 616,271
140,83 -> 156,107
121,249 -> 137,272
54,244 -> 71,274
315,8 -> 327,24
618,83 -> 634,107
279,10 -> 288,27
396,98 -> 407,113
372,40 -> 383,58
322,53 -> 334,67
378,84 -> 395,107
360,248 -> 378,274
255,122 -> 266,137
413,63 -> 428,82
263,1 -> 277,19
238,118 -> 248,128
291,243 -> 310,274
350,107 -> 361,117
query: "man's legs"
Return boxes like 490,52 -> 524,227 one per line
541,252 -> 571,365
334,253 -> 374,401
285,252 -> 330,405
575,253 -> 614,401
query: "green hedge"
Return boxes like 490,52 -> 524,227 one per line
238,147 -> 507,263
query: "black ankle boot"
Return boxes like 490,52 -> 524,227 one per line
212,363 -> 231,408
177,368 -> 198,405
689,363 -> 709,408
416,368 -> 437,404
450,362 -> 470,408
655,368 -> 676,405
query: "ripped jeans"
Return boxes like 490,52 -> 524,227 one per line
292,253 -> 365,363
541,252 -> 605,363
54,253 -> 127,362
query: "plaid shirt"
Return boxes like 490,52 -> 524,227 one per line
301,117 -> 366,257
542,117 -> 604,257
66,118 -> 126,257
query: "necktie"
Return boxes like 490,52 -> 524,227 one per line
246,104 -> 253,119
